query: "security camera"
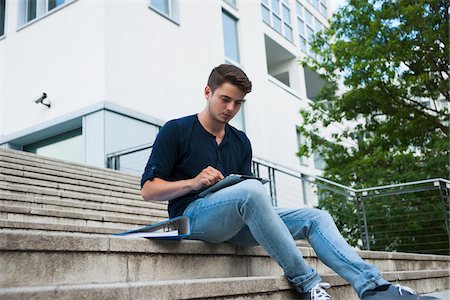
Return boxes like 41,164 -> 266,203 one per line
34,93 -> 51,108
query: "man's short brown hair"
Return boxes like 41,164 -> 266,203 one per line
207,64 -> 252,94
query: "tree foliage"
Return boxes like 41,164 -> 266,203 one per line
299,0 -> 449,252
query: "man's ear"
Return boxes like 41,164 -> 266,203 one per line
204,86 -> 212,99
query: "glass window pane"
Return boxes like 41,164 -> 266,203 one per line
222,11 -> 240,62
307,25 -> 314,43
261,5 -> 270,24
273,14 -> 282,33
23,128 -> 84,164
282,5 -> 290,24
48,0 -> 64,11
296,2 -> 303,18
300,36 -> 307,52
284,24 -> 293,41
305,9 -> 313,25
27,0 -> 37,22
271,0 -> 280,15
0,0 -> 5,36
224,0 -> 237,7
320,2 -> 327,16
314,18 -> 321,32
151,0 -> 170,15
261,0 -> 269,6
298,18 -> 305,36
312,0 -> 319,9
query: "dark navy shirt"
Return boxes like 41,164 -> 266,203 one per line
141,114 -> 253,218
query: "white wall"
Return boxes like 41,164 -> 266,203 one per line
0,0 -> 106,136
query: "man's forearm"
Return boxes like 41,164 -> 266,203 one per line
141,178 -> 194,202
141,166 -> 224,202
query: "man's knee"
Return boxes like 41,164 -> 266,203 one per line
239,179 -> 271,202
311,208 -> 335,225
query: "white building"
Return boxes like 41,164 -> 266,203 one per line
0,0 -> 336,208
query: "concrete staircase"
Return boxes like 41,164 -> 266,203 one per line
0,148 -> 448,299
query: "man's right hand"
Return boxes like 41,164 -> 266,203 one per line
191,166 -> 225,191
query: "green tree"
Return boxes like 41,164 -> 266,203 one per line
299,0 -> 449,253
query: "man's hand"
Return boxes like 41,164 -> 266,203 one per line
191,166 -> 225,191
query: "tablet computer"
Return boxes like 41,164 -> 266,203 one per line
198,174 -> 269,197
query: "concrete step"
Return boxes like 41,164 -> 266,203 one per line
1,230 -> 448,289
0,204 -> 165,230
0,182 -> 166,211
0,160 -> 140,193
0,172 -> 140,199
0,220 -> 141,234
0,148 -> 138,185
0,272 -> 448,300
0,191 -> 168,219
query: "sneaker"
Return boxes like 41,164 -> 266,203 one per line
361,284 -> 440,299
299,282 -> 332,300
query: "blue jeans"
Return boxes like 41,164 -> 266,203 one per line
183,180 -> 389,298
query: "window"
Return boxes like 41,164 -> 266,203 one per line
0,0 -> 5,37
23,128 -> 84,164
319,0 -> 327,17
26,0 -> 37,22
149,0 -> 179,23
222,10 -> 240,63
296,1 -> 324,56
48,0 -> 65,11
21,0 -> 69,25
223,0 -> 237,8
261,0 -> 293,42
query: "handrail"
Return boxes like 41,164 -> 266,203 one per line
252,156 -> 357,193
106,143 -> 154,159
252,156 -> 449,195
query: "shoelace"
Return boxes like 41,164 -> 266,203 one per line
394,284 -> 417,296
310,282 -> 332,300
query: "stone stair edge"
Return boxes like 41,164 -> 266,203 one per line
1,173 -> 141,198
0,204 -> 162,226
0,183 -> 164,209
0,160 -> 140,191
0,220 -> 141,235
0,198 -> 168,219
0,276 -> 295,300
0,149 -> 139,184
0,191 -> 168,216
2,229 -> 449,262
0,271 -> 448,300
0,165 -> 140,195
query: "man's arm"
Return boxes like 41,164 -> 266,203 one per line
141,166 -> 224,201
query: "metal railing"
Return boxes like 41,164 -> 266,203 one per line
106,145 -> 449,255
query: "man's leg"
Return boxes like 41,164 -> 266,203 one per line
225,207 -> 390,298
271,208 -> 389,298
183,179 -> 321,293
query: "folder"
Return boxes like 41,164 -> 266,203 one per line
113,215 -> 190,239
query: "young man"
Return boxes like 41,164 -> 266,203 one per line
141,64 -> 437,300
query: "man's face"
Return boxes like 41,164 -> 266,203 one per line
204,82 -> 246,124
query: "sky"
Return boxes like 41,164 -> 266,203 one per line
328,0 -> 347,14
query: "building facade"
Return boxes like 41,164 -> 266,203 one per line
0,0 -> 336,207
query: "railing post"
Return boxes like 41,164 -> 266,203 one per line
252,161 -> 260,177
438,181 -> 449,235
356,194 -> 371,251
268,167 -> 277,206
